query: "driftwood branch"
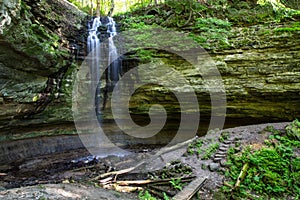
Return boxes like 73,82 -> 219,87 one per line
234,162 -> 249,189
148,189 -> 165,199
91,167 -> 135,181
115,176 -> 195,186
173,176 -> 207,200
103,184 -> 143,193
91,137 -> 197,181
149,185 -> 173,196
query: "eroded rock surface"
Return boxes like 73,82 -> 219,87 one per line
0,0 -> 86,140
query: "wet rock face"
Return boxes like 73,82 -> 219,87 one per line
215,25 -> 300,121
0,0 -> 299,144
124,24 -> 300,126
0,0 -> 86,137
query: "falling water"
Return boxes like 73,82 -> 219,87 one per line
85,16 -> 129,158
87,16 -> 121,88
107,17 -> 121,87
87,17 -> 101,84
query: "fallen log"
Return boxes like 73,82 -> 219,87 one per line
99,176 -> 113,185
234,162 -> 249,189
115,176 -> 196,186
91,137 -> 197,181
91,167 -> 135,181
149,185 -> 174,197
103,184 -> 143,193
173,176 -> 208,200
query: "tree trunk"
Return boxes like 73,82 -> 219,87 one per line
90,0 -> 93,16
96,0 -> 101,17
107,0 -> 115,16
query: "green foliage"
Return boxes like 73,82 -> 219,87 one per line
222,120 -> 300,199
120,15 -> 157,29
186,139 -> 204,156
219,131 -> 230,142
275,22 -> 300,33
139,190 -> 157,200
4,1 -> 68,64
189,17 -> 232,49
206,0 -> 229,10
257,0 -> 300,21
166,0 -> 207,14
164,0 -> 207,27
286,119 -> 300,141
202,142 -> 220,160
187,143 -> 195,155
195,17 -> 231,29
170,178 -> 183,191
67,0 -> 90,14
130,0 -> 152,12
132,49 -> 155,63
162,192 -> 170,200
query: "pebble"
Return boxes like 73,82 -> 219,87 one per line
209,163 -> 220,172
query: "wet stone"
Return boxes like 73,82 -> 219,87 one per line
220,144 -> 230,148
213,157 -> 222,162
223,139 -> 236,145
218,147 -> 228,152
209,163 -> 220,172
214,153 -> 227,157
223,140 -> 233,144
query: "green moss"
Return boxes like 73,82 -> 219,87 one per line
3,1 -> 68,66
202,142 -> 220,160
0,129 -> 77,142
222,120 -> 300,199
275,22 -> 300,33
188,17 -> 232,50
67,0 -> 90,14
219,131 -> 230,142
185,138 -> 204,156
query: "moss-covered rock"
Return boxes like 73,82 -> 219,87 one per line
118,22 -> 300,127
0,0 -> 86,139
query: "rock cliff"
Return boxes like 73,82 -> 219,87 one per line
0,0 -> 299,144
0,0 -> 86,141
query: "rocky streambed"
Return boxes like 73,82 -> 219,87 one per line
1,121 -> 298,200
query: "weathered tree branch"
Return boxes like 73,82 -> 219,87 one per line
234,162 -> 249,189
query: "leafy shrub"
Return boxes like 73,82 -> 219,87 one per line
223,120 -> 300,199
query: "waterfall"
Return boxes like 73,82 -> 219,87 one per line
107,17 -> 121,87
87,17 -> 101,85
87,16 -> 121,89
84,16 -> 128,158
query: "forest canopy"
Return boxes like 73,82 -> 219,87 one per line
67,0 -> 300,16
